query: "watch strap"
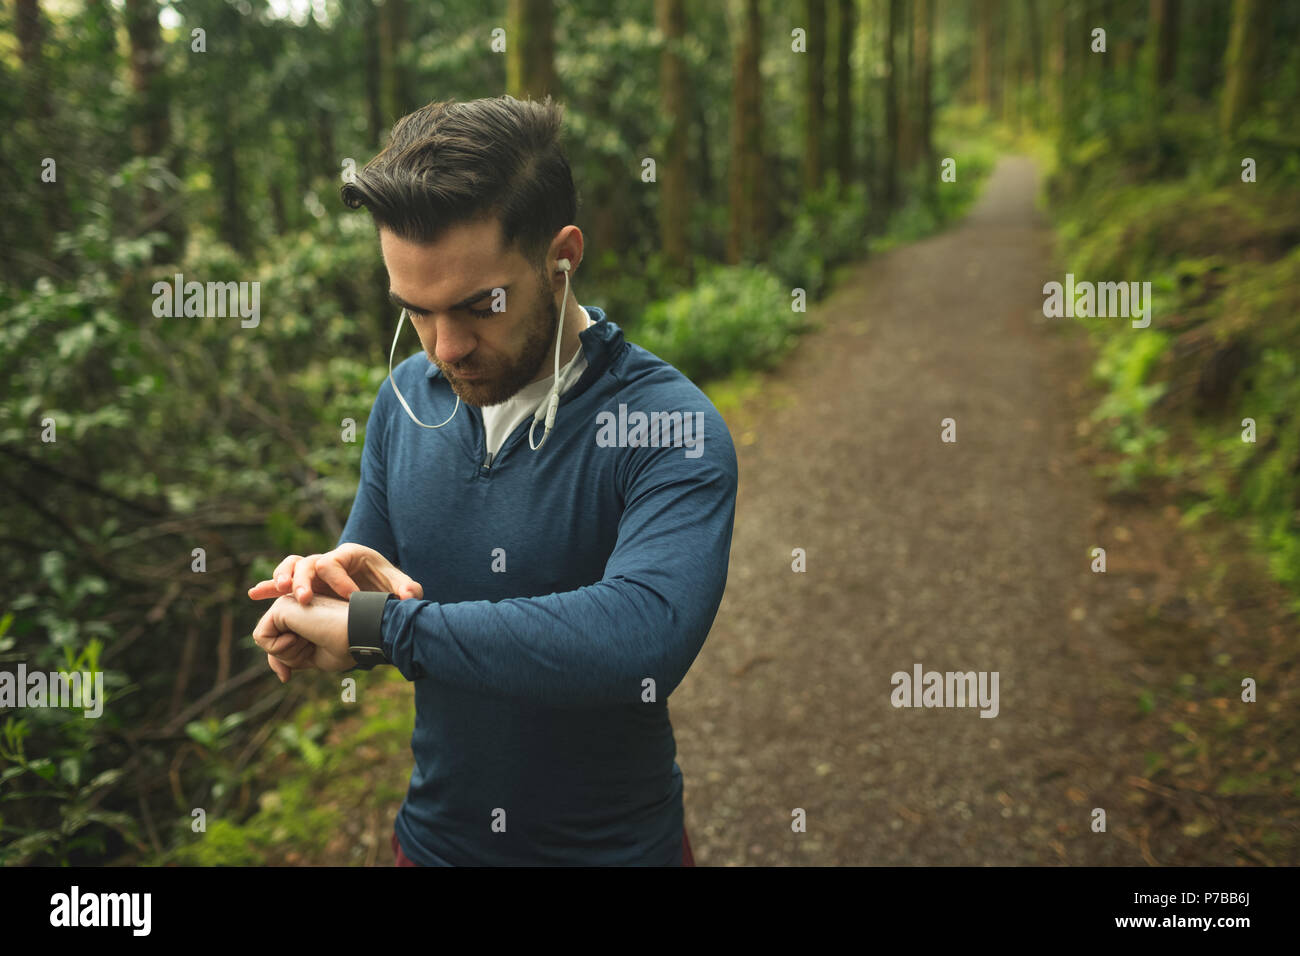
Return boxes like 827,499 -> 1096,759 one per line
348,590 -> 396,670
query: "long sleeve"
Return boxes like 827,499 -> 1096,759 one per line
336,378 -> 400,564
380,432 -> 738,708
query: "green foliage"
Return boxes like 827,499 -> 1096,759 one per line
1047,84 -> 1300,609
0,708 -> 139,866
768,178 -> 870,301
870,112 -> 998,255
631,264 -> 810,384
167,775 -> 342,866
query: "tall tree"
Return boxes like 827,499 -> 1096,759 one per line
364,0 -> 383,144
14,0 -> 57,259
1150,0 -> 1180,105
1050,1 -> 1065,119
833,0 -> 855,194
1220,0 -> 1266,137
913,0 -> 934,181
861,0 -> 880,220
1059,0 -> 1090,155
1001,0 -> 1019,126
882,0 -> 900,211
507,0 -> 557,100
125,0 -> 169,165
656,0 -> 690,277
803,0 -> 827,194
1024,0 -> 1043,125
898,0 -> 913,167
380,0 -> 413,121
208,1 -> 246,254
727,0 -> 765,263
972,0 -> 994,109
125,0 -> 185,258
14,0 -> 51,119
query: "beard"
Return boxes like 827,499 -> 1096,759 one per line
433,273 -> 559,408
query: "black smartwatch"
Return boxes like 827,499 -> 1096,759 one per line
347,590 -> 396,670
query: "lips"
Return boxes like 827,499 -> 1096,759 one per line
435,361 -> 482,381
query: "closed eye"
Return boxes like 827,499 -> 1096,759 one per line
408,305 -> 495,319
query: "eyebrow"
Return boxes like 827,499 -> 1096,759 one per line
388,286 -> 507,315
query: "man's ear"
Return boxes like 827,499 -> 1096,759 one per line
547,226 -> 583,277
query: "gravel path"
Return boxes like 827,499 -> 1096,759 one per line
675,156 -> 1148,865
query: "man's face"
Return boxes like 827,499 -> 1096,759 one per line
381,219 -> 559,407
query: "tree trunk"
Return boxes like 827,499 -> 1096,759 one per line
125,0 -> 185,258
899,0 -> 913,168
694,97 -> 714,209
973,0 -> 994,110
656,0 -> 691,277
14,0 -> 52,119
834,0 -> 855,194
1220,0 -> 1265,137
364,0 -> 383,143
1001,0 -> 1018,126
862,0 -> 880,221
380,0 -> 413,120
803,0 -> 827,194
1062,1 -> 1088,149
727,0 -> 765,263
1023,0 -> 1042,125
1050,2 -> 1065,120
213,92 -> 245,253
882,0 -> 900,211
1150,0 -> 1180,105
14,0 -> 57,259
507,0 -> 558,100
913,0 -> 934,182
125,0 -> 168,158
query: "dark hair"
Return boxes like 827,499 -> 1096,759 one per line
341,96 -> 577,267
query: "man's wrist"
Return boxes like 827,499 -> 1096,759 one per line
347,590 -> 396,670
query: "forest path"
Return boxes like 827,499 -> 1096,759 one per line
678,156 -> 1158,864
316,156 -> 1281,869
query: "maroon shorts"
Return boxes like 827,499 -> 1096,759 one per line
393,828 -> 696,866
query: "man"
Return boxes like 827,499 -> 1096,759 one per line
246,96 -> 737,866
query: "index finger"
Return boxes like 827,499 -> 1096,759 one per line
247,578 -> 283,600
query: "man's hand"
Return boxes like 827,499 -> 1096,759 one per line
252,594 -> 353,680
246,543 -> 423,606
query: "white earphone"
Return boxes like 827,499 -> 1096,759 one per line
528,257 -> 571,451
388,307 -> 461,429
387,256 -> 575,452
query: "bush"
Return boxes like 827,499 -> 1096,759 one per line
629,264 -> 810,384
769,177 -> 871,300
1047,101 -> 1300,610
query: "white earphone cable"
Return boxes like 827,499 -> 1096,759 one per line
529,259 -> 571,451
388,308 -> 461,429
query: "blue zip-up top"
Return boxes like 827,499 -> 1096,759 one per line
336,307 -> 738,865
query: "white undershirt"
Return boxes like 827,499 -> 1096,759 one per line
479,305 -> 592,456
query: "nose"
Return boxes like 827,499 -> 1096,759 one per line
430,315 -> 476,366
